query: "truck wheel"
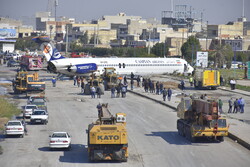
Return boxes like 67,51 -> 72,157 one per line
217,136 -> 224,142
211,86 -> 217,90
122,158 -> 128,162
84,84 -> 91,95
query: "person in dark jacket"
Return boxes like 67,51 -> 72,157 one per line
167,88 -> 172,101
52,77 -> 56,87
96,86 -> 101,98
162,88 -> 167,101
111,86 -> 115,98
228,98 -> 233,113
233,98 -> 239,113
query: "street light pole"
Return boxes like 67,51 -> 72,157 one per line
148,30 -> 151,55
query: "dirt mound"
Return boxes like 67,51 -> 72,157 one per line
162,81 -> 179,89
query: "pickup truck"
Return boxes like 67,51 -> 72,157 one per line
30,109 -> 48,124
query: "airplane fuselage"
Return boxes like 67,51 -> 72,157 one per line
49,57 -> 193,76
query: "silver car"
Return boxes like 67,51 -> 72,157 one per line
5,120 -> 25,138
23,104 -> 37,118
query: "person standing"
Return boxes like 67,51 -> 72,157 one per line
159,82 -> 163,94
218,99 -> 223,114
81,81 -> 85,95
130,79 -> 134,90
140,76 -> 143,87
228,98 -> 233,113
220,75 -> 224,86
121,85 -> 126,98
73,75 -> 76,86
137,76 -> 140,87
77,77 -> 81,87
111,86 -> 115,98
96,86 -> 101,98
233,98 -> 239,113
167,88 -> 172,101
189,76 -> 193,86
239,97 -> 245,113
96,103 -> 103,120
162,88 -> 167,101
230,79 -> 236,90
90,86 -> 96,98
116,85 -> 121,98
22,119 -> 28,135
180,80 -> 185,91
52,77 -> 56,87
156,81 -> 159,95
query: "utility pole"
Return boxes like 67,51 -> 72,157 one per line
54,0 -> 58,44
191,44 -> 194,66
148,29 -> 151,55
65,25 -> 68,55
206,21 -> 208,51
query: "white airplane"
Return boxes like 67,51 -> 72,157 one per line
41,42 -> 194,76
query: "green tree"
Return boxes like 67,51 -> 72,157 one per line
79,31 -> 88,44
151,42 -> 169,57
89,34 -> 101,45
15,37 -> 38,51
70,41 -> 82,52
181,36 -> 201,63
210,44 -> 233,68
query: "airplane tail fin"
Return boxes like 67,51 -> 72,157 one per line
41,42 -> 65,61
32,36 -> 65,61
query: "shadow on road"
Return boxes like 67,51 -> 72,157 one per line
145,131 -> 191,145
59,144 -> 89,163
146,131 -> 222,145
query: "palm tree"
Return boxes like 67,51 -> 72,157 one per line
210,44 -> 233,68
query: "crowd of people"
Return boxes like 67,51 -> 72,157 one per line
228,97 -> 245,114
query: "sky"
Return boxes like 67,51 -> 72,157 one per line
0,0 -> 249,25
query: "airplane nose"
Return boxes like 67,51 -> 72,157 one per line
47,62 -> 56,73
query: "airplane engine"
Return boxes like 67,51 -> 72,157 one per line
67,63 -> 97,74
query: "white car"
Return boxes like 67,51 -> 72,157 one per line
49,132 -> 71,150
30,109 -> 48,124
5,120 -> 25,138
23,104 -> 37,118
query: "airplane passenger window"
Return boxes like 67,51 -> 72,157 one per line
119,63 -> 121,68
123,63 -> 125,68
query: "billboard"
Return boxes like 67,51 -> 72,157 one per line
196,51 -> 208,68
0,29 -> 16,38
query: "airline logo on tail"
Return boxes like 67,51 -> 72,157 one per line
41,42 -> 65,61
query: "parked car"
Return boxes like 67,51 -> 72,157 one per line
23,104 -> 38,118
49,132 -> 71,150
7,60 -> 20,67
30,109 -> 48,124
5,120 -> 25,138
30,98 -> 47,110
27,95 -> 45,104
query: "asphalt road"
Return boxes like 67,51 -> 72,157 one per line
0,66 -> 250,167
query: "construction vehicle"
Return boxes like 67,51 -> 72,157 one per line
193,69 -> 220,90
87,103 -> 128,162
84,73 -> 104,95
13,71 -> 45,96
177,97 -> 228,142
102,67 -> 121,90
20,55 -> 43,71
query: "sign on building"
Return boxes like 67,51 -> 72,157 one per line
0,29 -> 16,38
196,51 -> 208,68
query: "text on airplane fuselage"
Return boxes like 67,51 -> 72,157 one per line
135,60 -> 165,63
